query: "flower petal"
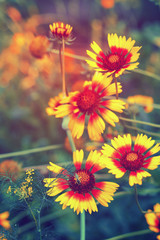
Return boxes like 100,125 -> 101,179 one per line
73,150 -> 84,170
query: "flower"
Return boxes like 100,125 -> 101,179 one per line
101,0 -> 115,9
0,160 -> 22,181
0,212 -> 10,230
145,203 -> 160,240
54,72 -> 125,139
101,134 -> 160,186
86,33 -> 141,77
127,95 -> 154,113
44,149 -> 119,214
29,35 -> 50,59
46,93 -> 63,116
49,22 -> 73,42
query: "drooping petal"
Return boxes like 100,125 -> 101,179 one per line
128,171 -> 142,186
87,113 -> 105,140
99,108 -> 119,127
69,113 -> 85,139
55,191 -> 74,210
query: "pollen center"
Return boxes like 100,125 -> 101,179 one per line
77,90 -> 97,113
75,171 -> 90,184
69,169 -> 95,194
126,152 -> 138,162
108,54 -> 119,63
120,151 -> 144,171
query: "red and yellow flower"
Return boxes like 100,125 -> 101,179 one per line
127,95 -> 154,113
145,203 -> 160,240
101,134 -> 160,186
46,93 -> 63,116
44,149 -> 119,214
49,22 -> 73,41
54,72 -> 125,139
0,211 -> 10,230
86,33 -> 141,77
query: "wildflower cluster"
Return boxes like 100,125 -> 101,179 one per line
44,22 -> 160,222
7,169 -> 34,200
0,5 -> 160,239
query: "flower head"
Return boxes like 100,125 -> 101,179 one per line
101,134 -> 160,186
145,203 -> 160,239
0,212 -> 10,230
54,72 -> 125,139
49,22 -> 73,42
86,33 -> 141,77
29,35 -> 50,59
0,160 -> 22,181
127,95 -> 154,113
44,149 -> 119,214
101,0 -> 115,9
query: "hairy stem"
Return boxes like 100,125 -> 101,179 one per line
80,211 -> 85,240
134,184 -> 146,214
50,48 -> 160,81
119,116 -> 160,129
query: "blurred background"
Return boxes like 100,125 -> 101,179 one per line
0,0 -> 160,239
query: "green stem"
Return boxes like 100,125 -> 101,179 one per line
114,76 -> 118,99
24,198 -> 38,229
18,209 -> 70,234
132,68 -> 160,81
62,116 -> 76,152
80,211 -> 85,240
119,116 -> 160,129
62,37 -> 66,96
134,185 -> 146,214
104,229 -> 152,240
0,144 -> 63,159
124,124 -> 160,137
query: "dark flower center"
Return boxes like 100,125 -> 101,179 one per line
96,48 -> 132,72
120,151 -> 144,171
77,90 -> 98,114
68,169 -> 95,194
